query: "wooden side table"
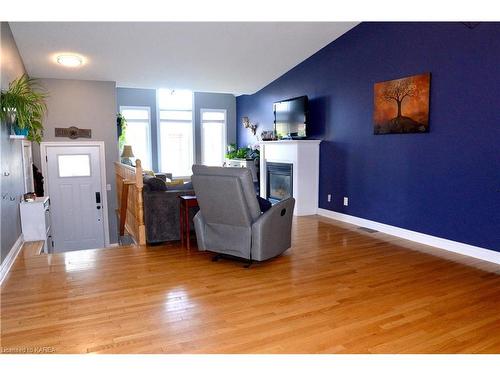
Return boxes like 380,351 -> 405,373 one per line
178,195 -> 198,250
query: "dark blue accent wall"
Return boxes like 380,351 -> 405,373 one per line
237,22 -> 500,251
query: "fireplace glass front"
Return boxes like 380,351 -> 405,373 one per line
266,162 -> 293,203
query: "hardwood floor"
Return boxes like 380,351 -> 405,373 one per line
1,215 -> 499,354
19,241 -> 44,258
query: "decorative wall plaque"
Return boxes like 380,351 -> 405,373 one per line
55,126 -> 92,139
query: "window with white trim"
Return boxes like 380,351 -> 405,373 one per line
201,109 -> 226,167
158,89 -> 194,177
120,106 -> 152,170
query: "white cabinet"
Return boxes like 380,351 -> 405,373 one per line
20,196 -> 52,253
225,158 -> 259,182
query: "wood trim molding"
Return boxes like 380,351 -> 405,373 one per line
317,208 -> 500,265
0,234 -> 24,285
114,160 -> 146,245
119,181 -> 134,236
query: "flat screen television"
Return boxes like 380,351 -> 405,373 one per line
273,95 -> 308,139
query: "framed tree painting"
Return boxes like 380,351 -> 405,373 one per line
373,73 -> 431,134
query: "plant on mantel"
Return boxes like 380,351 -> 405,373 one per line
0,74 -> 48,143
225,143 -> 260,160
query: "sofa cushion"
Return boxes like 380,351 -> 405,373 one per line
143,175 -> 167,191
166,179 -> 184,187
154,173 -> 173,182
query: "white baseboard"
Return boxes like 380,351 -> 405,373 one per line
0,234 -> 24,285
317,208 -> 500,265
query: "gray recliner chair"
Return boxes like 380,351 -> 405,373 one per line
191,165 -> 295,265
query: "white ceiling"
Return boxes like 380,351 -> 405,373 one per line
10,22 -> 358,95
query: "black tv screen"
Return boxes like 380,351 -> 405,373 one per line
273,96 -> 308,139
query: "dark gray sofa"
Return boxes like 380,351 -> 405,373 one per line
142,175 -> 198,244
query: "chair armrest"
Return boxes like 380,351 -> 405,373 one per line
193,211 -> 208,251
251,197 -> 295,261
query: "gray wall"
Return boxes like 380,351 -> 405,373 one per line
32,78 -> 119,245
194,92 -> 236,164
116,88 -> 236,170
1,22 -> 27,264
116,88 -> 158,171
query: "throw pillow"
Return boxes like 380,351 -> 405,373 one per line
143,176 -> 167,191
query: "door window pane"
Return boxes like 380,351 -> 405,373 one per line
58,154 -> 91,177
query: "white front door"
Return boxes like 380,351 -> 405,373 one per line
45,145 -> 106,252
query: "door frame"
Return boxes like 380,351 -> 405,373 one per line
21,140 -> 35,193
40,141 -> 110,248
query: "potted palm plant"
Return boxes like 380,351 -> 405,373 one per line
0,74 -> 48,143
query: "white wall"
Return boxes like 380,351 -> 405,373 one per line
32,78 -> 119,244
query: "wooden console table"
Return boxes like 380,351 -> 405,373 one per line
178,195 -> 198,250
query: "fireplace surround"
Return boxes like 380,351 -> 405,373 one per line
259,140 -> 321,216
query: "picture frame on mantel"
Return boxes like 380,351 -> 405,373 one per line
373,72 -> 431,135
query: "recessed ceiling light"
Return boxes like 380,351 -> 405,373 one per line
56,54 -> 83,67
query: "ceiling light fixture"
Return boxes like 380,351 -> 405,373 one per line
56,54 -> 83,67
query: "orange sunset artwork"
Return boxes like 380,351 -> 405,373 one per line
373,73 -> 430,134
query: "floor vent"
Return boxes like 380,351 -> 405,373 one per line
357,226 -> 378,233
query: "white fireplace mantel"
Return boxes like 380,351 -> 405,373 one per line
259,140 -> 321,216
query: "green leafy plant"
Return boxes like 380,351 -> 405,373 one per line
235,148 -> 249,159
225,143 -> 238,159
117,113 -> 128,151
226,147 -> 247,159
225,145 -> 260,160
0,74 -> 48,143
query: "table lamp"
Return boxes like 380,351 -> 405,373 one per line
121,145 -> 135,166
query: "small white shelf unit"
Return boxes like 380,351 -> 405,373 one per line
225,158 -> 259,183
20,196 -> 52,253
